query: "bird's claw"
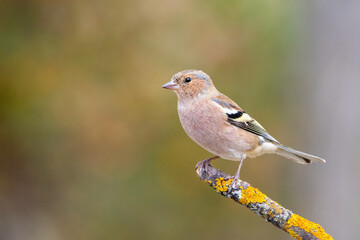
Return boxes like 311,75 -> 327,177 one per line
195,159 -> 212,172
227,176 -> 241,192
195,156 -> 219,172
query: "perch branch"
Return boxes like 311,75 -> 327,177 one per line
195,162 -> 333,240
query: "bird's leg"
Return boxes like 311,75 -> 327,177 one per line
195,156 -> 219,172
228,156 -> 245,191
234,157 -> 244,180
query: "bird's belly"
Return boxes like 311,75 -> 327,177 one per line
178,106 -> 259,161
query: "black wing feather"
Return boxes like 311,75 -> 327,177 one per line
227,118 -> 279,143
212,96 -> 279,143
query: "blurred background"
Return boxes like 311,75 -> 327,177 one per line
1,0 -> 359,239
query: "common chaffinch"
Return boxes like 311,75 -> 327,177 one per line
163,69 -> 325,184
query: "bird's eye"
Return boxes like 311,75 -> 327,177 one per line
185,77 -> 191,83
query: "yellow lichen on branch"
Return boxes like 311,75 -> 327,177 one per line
238,186 -> 267,205
196,162 -> 333,240
286,214 -> 332,240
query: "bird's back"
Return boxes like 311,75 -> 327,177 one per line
177,96 -> 260,161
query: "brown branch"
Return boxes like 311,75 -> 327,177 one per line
195,162 -> 333,240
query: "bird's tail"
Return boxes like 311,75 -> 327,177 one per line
275,144 -> 326,164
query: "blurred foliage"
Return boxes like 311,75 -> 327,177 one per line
0,0 -> 307,239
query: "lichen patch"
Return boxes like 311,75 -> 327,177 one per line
286,214 -> 333,240
238,186 -> 267,205
213,177 -> 233,192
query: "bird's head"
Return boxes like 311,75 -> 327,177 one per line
162,69 -> 216,100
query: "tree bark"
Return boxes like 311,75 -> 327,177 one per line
196,162 -> 333,240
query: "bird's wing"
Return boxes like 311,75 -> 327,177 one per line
212,95 -> 279,143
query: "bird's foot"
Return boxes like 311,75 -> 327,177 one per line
227,175 -> 241,192
227,158 -> 244,192
195,156 -> 219,172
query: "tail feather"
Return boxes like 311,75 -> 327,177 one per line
275,144 -> 326,164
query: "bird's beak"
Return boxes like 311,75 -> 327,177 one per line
162,80 -> 179,90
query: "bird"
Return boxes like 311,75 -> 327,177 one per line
162,69 -> 325,187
